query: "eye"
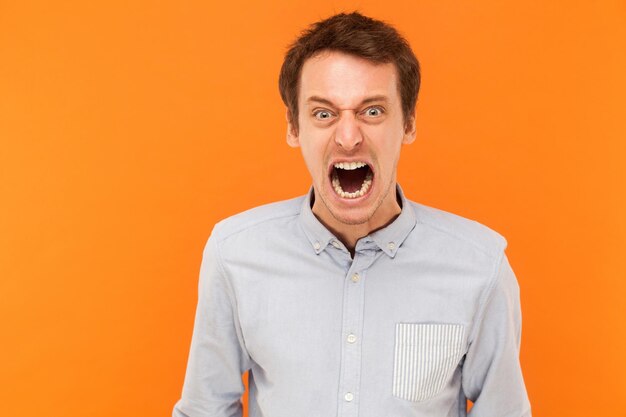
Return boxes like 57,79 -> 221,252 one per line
363,106 -> 384,117
313,109 -> 334,120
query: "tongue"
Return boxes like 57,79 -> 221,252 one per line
337,166 -> 369,193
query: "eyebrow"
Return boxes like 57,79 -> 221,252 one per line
305,95 -> 389,107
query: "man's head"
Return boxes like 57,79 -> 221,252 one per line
278,12 -> 420,133
279,12 -> 421,239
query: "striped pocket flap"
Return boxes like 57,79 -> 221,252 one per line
393,323 -> 465,402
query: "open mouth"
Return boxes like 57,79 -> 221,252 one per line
330,161 -> 373,199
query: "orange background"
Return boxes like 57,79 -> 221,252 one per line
1,1 -> 625,416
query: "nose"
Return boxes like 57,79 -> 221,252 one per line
334,110 -> 363,151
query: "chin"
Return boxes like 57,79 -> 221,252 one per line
329,209 -> 374,226
319,187 -> 381,226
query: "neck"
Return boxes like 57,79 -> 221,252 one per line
311,187 -> 402,255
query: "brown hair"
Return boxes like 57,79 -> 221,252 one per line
278,12 -> 420,131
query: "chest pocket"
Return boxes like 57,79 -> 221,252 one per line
392,323 -> 466,402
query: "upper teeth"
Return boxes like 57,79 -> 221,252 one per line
334,161 -> 367,170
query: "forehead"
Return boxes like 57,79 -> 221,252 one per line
299,51 -> 399,108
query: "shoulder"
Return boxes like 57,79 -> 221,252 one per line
409,200 -> 507,259
209,195 -> 305,243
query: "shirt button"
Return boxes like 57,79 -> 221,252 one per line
351,273 -> 360,283
387,242 -> 396,250
331,240 -> 341,248
346,334 -> 357,344
314,241 -> 321,250
344,392 -> 354,402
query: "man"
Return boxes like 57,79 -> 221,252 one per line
173,12 -> 531,417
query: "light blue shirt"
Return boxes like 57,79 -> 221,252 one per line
173,186 -> 531,417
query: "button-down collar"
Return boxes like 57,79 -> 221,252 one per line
299,184 -> 418,257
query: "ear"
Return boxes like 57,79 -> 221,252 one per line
286,109 -> 300,148
402,115 -> 416,145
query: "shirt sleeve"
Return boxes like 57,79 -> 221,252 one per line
462,253 -> 532,417
173,234 -> 251,417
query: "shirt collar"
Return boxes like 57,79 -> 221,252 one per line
299,187 -> 337,255
299,184 -> 417,257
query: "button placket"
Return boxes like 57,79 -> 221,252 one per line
337,253 -> 375,417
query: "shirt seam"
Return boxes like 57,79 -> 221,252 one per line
411,204 -> 505,259
467,248 -> 507,346
419,220 -> 502,260
212,201 -> 303,244
212,236 -> 253,366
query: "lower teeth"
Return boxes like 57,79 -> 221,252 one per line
332,172 -> 373,199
